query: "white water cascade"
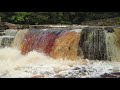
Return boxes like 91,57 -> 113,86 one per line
0,26 -> 120,78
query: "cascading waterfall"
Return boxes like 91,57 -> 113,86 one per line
11,29 -> 29,49
1,26 -> 120,78
0,36 -> 14,47
50,30 -> 81,60
0,29 -> 18,48
4,29 -> 18,36
79,27 -> 107,60
1,26 -> 120,61
106,27 -> 120,61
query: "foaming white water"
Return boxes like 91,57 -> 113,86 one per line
0,47 -> 76,78
4,29 -> 18,36
70,29 -> 82,32
0,47 -> 120,78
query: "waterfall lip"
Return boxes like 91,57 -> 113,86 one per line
70,29 -> 82,32
29,25 -> 89,30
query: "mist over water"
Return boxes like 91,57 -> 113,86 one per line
0,26 -> 120,78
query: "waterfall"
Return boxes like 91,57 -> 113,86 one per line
11,29 -> 29,49
0,26 -> 120,61
1,26 -> 120,78
50,30 -> 81,60
0,36 -> 14,48
0,29 -> 18,48
106,27 -> 120,61
4,29 -> 18,36
79,27 -> 107,60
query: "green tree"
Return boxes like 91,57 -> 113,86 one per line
10,12 -> 31,24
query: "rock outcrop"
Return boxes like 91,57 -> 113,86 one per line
3,22 -> 17,29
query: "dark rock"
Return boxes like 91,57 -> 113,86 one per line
100,72 -> 120,78
104,27 -> 114,33
54,74 -> 65,78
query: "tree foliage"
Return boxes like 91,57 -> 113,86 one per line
10,12 -> 31,23
0,12 -> 120,24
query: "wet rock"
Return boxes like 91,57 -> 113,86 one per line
73,67 -> 81,70
104,27 -> 114,33
0,22 -> 8,30
54,74 -> 65,78
3,22 -> 17,29
100,72 -> 120,78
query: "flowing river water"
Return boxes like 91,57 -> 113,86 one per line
0,25 -> 120,78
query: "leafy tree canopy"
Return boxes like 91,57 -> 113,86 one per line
0,12 -> 120,25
